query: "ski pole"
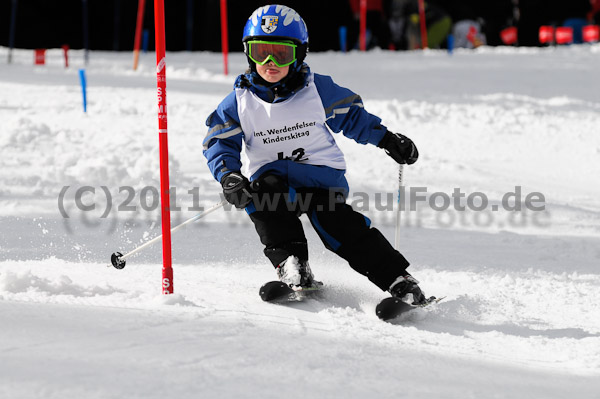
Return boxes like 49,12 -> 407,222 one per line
394,164 -> 404,250
109,199 -> 227,269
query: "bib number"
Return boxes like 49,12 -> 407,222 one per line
277,148 -> 308,162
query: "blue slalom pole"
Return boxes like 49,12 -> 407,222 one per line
339,26 -> 347,53
79,69 -> 87,113
447,34 -> 454,55
142,30 -> 149,53
8,0 -> 18,64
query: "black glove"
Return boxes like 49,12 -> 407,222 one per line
377,131 -> 419,165
221,172 -> 253,209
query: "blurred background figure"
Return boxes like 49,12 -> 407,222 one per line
388,0 -> 452,50
443,1 -> 486,48
348,0 -> 392,49
444,0 -> 515,48
452,20 -> 486,48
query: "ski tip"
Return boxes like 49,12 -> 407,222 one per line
376,297 -> 414,321
413,295 -> 445,308
259,281 -> 294,302
426,295 -> 446,304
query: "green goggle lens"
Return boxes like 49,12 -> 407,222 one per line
247,40 -> 297,67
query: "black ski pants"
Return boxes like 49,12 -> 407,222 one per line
247,174 -> 410,291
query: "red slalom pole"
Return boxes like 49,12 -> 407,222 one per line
154,0 -> 174,295
133,0 -> 146,70
418,0 -> 428,49
62,45 -> 70,67
220,0 -> 229,75
359,0 -> 367,51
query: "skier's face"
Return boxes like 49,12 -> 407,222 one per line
256,61 -> 289,83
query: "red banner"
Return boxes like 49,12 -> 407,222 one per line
555,27 -> 573,44
538,26 -> 554,44
583,25 -> 600,43
500,27 -> 517,45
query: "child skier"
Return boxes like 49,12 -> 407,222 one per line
203,4 -> 427,305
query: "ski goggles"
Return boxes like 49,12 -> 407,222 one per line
246,40 -> 297,67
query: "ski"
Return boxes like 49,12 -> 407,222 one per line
259,280 -> 323,302
376,296 -> 444,322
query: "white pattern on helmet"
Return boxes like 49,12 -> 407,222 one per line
275,5 -> 301,26
250,6 -> 271,26
250,5 -> 301,27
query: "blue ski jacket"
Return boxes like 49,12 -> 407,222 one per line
203,65 -> 387,193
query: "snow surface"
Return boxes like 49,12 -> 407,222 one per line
1,45 -> 599,398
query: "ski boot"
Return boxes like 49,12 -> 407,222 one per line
276,255 -> 318,291
389,274 -> 427,305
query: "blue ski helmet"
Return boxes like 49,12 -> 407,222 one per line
242,5 -> 309,67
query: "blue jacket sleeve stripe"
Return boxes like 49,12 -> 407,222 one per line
202,124 -> 243,149
325,103 -> 364,121
323,94 -> 363,118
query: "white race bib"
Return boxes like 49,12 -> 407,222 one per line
236,74 -> 346,177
